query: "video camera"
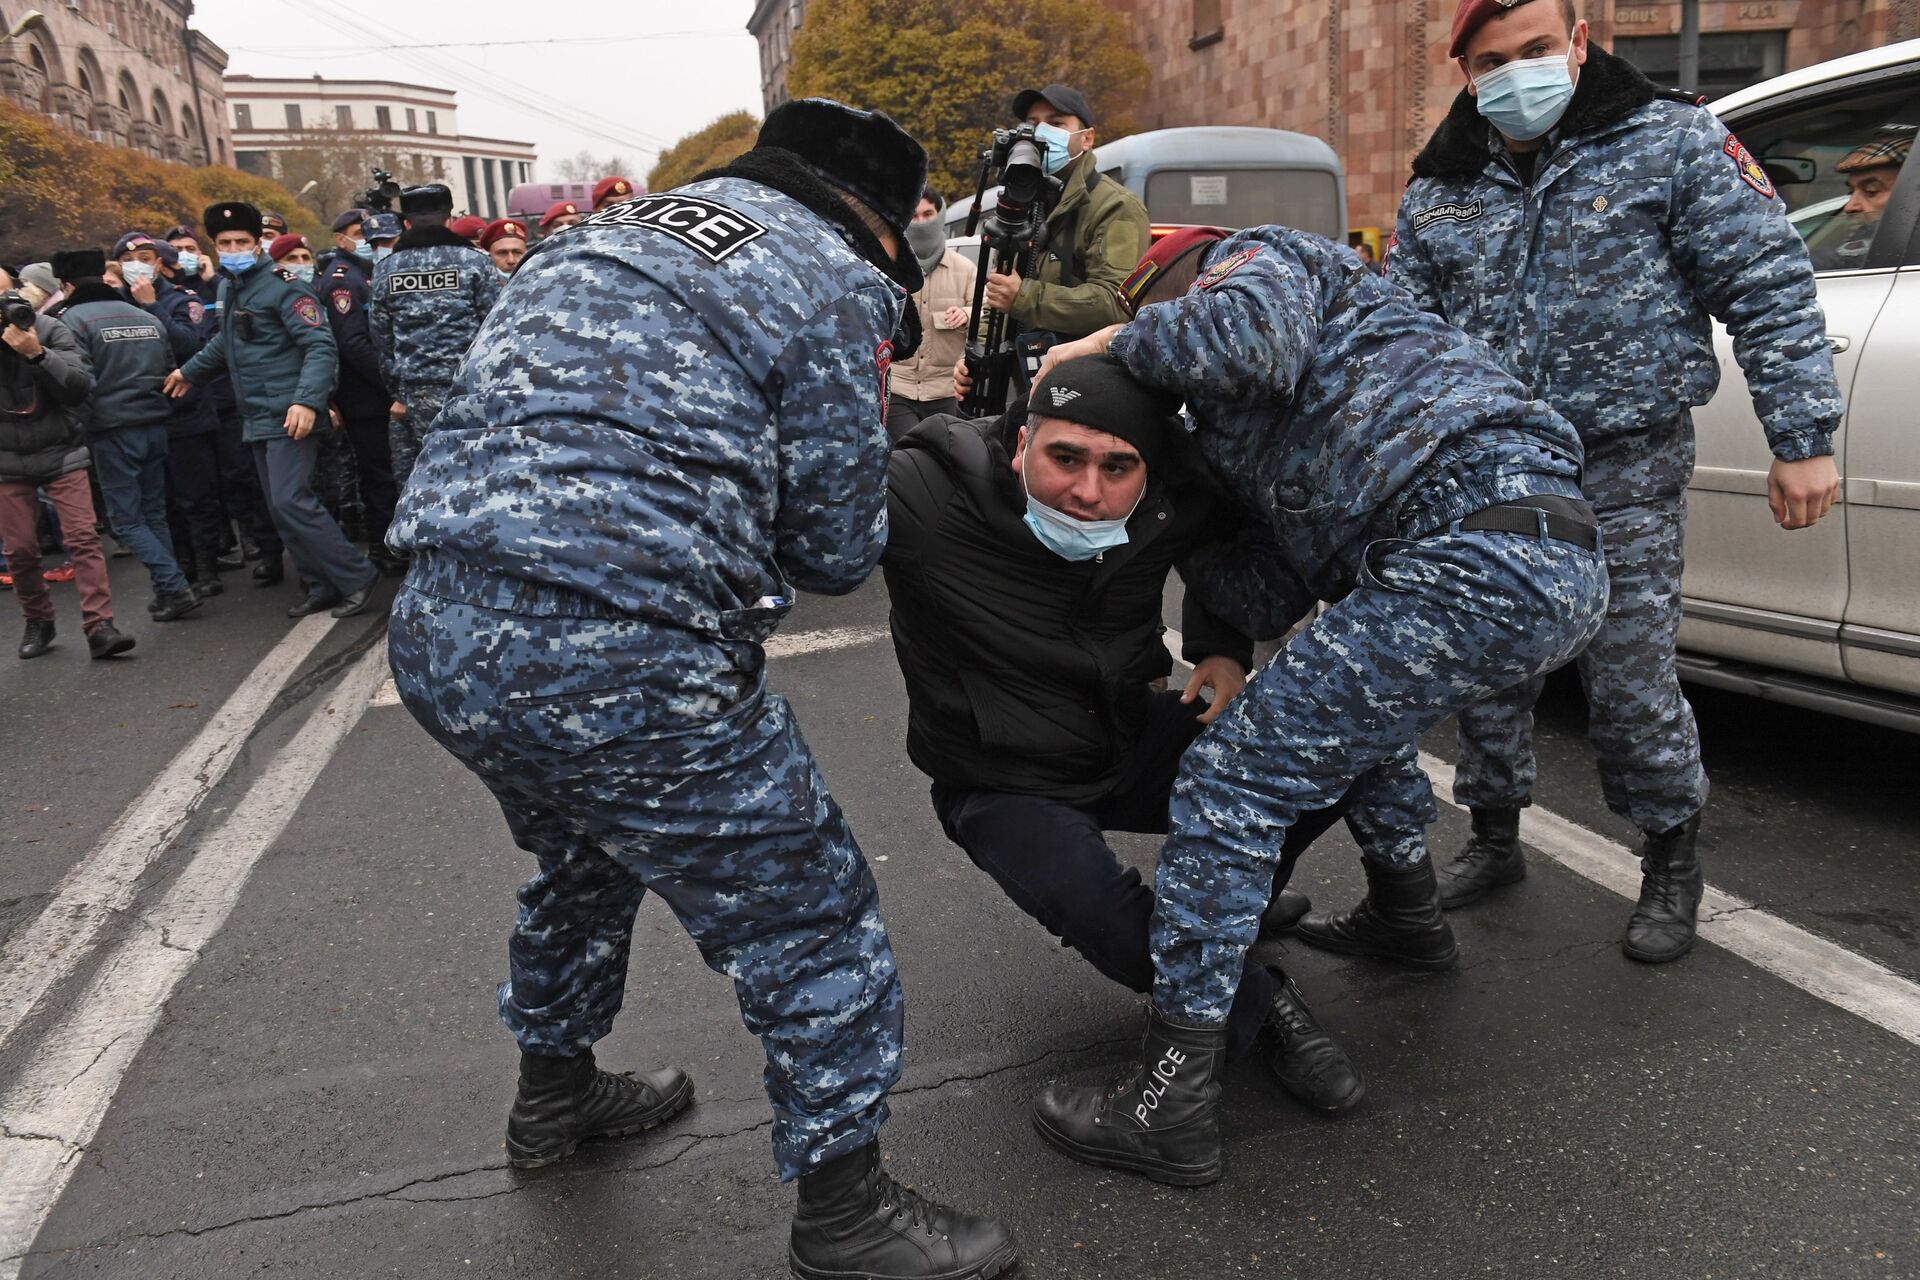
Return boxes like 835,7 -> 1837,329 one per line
1,290 -> 36,331
357,167 -> 402,215
960,122 -> 1065,415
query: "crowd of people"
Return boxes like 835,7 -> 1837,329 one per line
0,173 -> 639,659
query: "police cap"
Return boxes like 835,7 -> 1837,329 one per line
591,176 -> 637,209
1026,353 -> 1181,475
1010,84 -> 1095,126
364,212 -> 404,242
756,98 -> 928,234
538,201 -> 581,229
1449,0 -> 1547,59
331,207 -> 370,233
50,248 -> 108,282
479,218 -> 527,249
448,215 -> 488,241
203,201 -> 265,239
260,210 -> 289,236
399,183 -> 455,216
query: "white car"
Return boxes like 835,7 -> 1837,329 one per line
1683,39 -> 1920,732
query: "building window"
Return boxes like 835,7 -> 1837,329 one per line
376,104 -> 392,130
335,104 -> 353,128
284,103 -> 302,130
1190,0 -> 1223,49
406,107 -> 417,132
483,157 -> 500,217
234,102 -> 252,129
1615,32 -> 1786,98
463,155 -> 480,214
426,110 -> 438,134
235,149 -> 268,176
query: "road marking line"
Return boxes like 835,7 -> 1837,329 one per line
0,641 -> 390,1277
764,626 -> 889,659
1162,629 -> 1920,1047
0,614 -> 338,1053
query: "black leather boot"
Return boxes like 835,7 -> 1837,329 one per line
1623,812 -> 1705,964
88,623 -> 136,659
1262,968 -> 1365,1113
151,589 -> 203,622
191,543 -> 224,598
1434,806 -> 1525,908
1261,887 -> 1312,934
253,553 -> 284,586
1294,860 -> 1458,969
789,1141 -> 1018,1280
18,618 -> 55,659
504,1048 -> 694,1169
1031,1007 -> 1227,1186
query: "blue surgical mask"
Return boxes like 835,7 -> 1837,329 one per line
175,251 -> 200,274
285,263 -> 316,283
1034,122 -> 1074,175
351,238 -> 370,259
219,250 -> 259,273
370,244 -> 394,263
1020,453 -> 1138,561
1473,41 -> 1577,142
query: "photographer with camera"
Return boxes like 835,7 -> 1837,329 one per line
0,267 -> 132,660
981,85 -> 1147,344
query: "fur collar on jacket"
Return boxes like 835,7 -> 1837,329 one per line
395,224 -> 478,252
694,146 -> 922,294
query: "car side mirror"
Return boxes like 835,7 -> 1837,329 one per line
1761,156 -> 1817,185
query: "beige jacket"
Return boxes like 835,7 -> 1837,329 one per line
891,248 -> 979,402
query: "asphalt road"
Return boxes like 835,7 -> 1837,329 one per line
1,564 -> 1915,1279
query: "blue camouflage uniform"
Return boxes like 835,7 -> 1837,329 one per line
386,177 -> 906,1181
1388,46 -> 1843,837
369,228 -> 500,486
1101,226 -> 1610,1024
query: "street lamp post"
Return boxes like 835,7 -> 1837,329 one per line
1678,0 -> 1701,92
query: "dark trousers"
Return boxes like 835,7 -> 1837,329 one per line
91,425 -> 190,598
338,409 -> 397,547
215,412 -> 281,557
164,431 -> 227,574
932,690 -> 1348,1060
251,435 -> 377,598
886,394 -> 959,443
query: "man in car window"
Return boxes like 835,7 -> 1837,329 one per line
1812,133 -> 1912,270
1371,0 -> 1845,969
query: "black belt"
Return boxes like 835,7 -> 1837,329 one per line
1456,496 -> 1600,551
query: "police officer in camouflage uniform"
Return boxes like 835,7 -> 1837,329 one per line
369,183 -> 501,489
1019,224 -> 1610,1188
319,218 -> 401,571
1339,0 -> 1845,966
386,100 -> 1018,1280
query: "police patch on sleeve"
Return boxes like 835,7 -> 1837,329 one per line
875,339 -> 894,419
1725,135 -> 1775,199
586,195 -> 768,263
291,295 -> 323,327
1196,246 -> 1260,290
331,289 -> 355,315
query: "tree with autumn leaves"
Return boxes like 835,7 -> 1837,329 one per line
787,0 -> 1149,202
646,111 -> 761,194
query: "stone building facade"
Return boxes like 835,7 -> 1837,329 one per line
0,0 -> 230,166
748,0 -> 808,112
1107,0 -> 1920,236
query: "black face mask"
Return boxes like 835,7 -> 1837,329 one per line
891,298 -> 922,362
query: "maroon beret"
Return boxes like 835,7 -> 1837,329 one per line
1449,0 -> 1545,59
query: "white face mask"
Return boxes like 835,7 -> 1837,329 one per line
121,261 -> 156,286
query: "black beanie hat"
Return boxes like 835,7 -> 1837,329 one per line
755,99 -> 928,234
203,202 -> 264,239
1027,354 -> 1183,474
50,248 -> 107,282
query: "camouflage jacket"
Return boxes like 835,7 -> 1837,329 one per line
1109,226 -> 1585,633
388,177 -> 903,641
369,226 -> 500,395
1390,46 -> 1841,461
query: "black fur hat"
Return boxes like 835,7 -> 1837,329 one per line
50,248 -> 107,282
203,201 -> 264,239
755,99 -> 928,233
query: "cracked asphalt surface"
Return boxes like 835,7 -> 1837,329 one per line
1,566 -> 1915,1278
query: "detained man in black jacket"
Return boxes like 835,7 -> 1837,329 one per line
882,355 -> 1364,1113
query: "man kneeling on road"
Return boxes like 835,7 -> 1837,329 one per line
1023,225 -> 1611,1188
884,351 -> 1364,1116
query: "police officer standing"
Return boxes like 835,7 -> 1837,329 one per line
369,183 -> 501,488
385,100 -> 1017,1279
979,84 -> 1149,343
1347,0 -> 1844,965
319,212 -> 401,572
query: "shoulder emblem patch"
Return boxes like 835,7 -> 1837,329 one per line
1725,135 -> 1775,199
875,339 -> 894,419
291,295 -> 323,327
586,194 -> 768,263
1196,246 -> 1261,290
331,289 -> 355,315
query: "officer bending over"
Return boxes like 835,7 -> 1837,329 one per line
386,100 -> 1016,1280
885,351 -> 1364,1115
1025,226 -> 1610,1188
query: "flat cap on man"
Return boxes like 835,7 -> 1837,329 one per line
1837,133 -> 1914,173
1449,0 -> 1543,59
1010,83 -> 1096,126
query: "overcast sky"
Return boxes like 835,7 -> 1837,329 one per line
195,0 -> 764,180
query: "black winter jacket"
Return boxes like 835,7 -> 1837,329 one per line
0,316 -> 94,482
883,412 -> 1254,804
59,282 -> 174,435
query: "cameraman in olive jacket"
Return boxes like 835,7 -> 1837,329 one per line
882,354 -> 1364,1115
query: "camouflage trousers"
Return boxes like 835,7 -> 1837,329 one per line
1151,527 -> 1609,1024
1451,476 -> 1709,836
389,384 -> 450,493
387,559 -> 904,1180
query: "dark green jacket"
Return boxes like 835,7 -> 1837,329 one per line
1009,150 -> 1151,342
179,261 -> 337,443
